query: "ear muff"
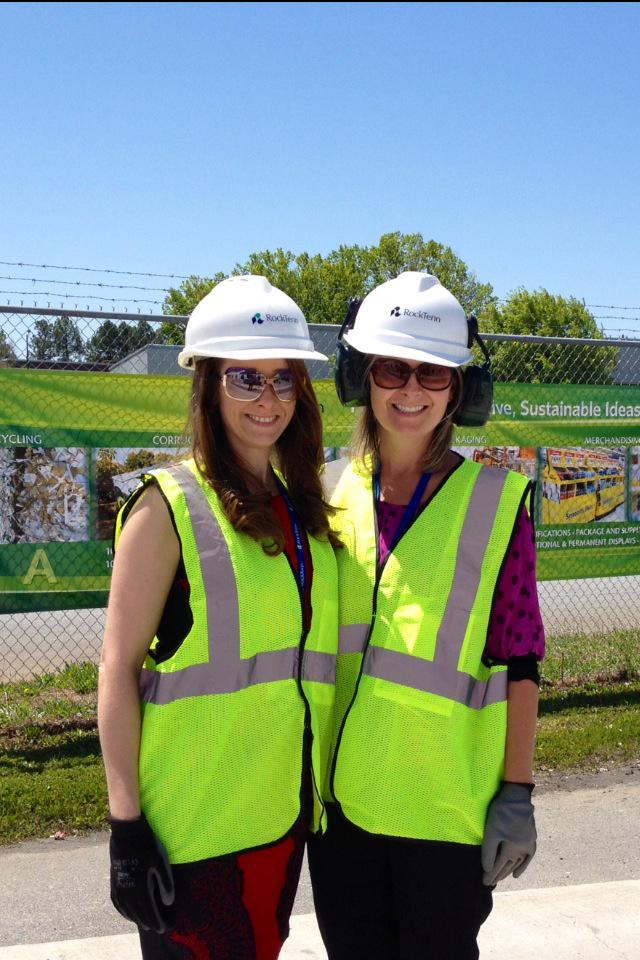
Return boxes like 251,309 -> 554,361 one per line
335,298 -> 369,406
453,314 -> 494,427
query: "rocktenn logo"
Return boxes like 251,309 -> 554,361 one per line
403,309 -> 441,322
251,312 -> 297,325
265,313 -> 297,324
390,306 -> 401,317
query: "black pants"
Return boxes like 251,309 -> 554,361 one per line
307,805 -> 493,960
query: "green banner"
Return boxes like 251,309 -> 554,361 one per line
455,382 -> 640,447
1,369 -> 639,611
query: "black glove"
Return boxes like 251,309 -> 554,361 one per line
481,781 -> 537,886
109,812 -> 175,933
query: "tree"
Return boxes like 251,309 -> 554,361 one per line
123,449 -> 158,472
479,289 -> 618,384
95,448 -> 120,501
161,273 -> 225,345
161,233 -> 496,336
160,236 -> 616,385
85,320 -> 158,364
31,316 -> 84,361
121,449 -> 175,472
31,319 -> 57,360
0,329 -> 17,364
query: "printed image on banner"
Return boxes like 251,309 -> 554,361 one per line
453,443 -> 640,580
96,447 -> 182,541
541,447 -> 625,525
0,445 -> 101,613
0,447 -> 88,544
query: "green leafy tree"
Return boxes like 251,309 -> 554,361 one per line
161,233 -> 495,337
84,320 -> 119,363
31,319 -> 57,360
85,320 -> 157,363
31,316 -> 84,361
358,233 -> 494,316
122,449 -> 157,472
95,448 -> 120,501
479,289 -> 618,384
161,274 -> 225,344
121,449 -> 176,472
0,329 -> 17,363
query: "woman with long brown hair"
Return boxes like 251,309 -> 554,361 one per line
98,275 -> 339,960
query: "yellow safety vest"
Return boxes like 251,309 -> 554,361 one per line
115,459 -> 338,864
329,458 -> 530,845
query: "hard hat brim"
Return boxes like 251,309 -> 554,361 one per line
344,329 -> 472,368
178,339 -> 328,368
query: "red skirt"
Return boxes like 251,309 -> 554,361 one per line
138,819 -> 307,960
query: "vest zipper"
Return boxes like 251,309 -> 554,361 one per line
329,480 -> 383,801
282,545 -> 326,832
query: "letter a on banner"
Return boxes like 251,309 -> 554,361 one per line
23,549 -> 57,585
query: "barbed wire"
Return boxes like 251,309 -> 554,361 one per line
495,297 -> 640,313
0,274 -> 170,292
588,303 -> 640,311
2,261 -> 639,324
592,315 -> 640,323
0,290 -> 164,305
3,262 -> 640,312
601,328 -> 640,336
0,259 -> 190,281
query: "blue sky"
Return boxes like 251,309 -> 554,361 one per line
1,1 -> 639,331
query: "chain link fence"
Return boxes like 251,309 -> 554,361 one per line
1,306 -> 639,680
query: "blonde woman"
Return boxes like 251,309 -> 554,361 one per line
309,272 -> 544,960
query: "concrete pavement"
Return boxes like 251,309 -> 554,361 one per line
1,882 -> 639,959
2,770 -> 639,958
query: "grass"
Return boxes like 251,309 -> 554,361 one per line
0,663 -> 106,844
541,629 -> 640,686
537,681 -> 640,772
0,632 -> 639,844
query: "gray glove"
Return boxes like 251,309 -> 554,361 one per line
481,781 -> 537,886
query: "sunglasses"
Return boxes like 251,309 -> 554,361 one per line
370,358 -> 454,392
218,367 -> 296,402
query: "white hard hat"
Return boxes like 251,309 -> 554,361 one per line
344,271 -> 472,367
178,274 -> 327,368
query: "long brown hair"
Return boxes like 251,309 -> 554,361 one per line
351,359 -> 464,475
189,358 -> 340,553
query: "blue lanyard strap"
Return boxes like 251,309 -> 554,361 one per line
374,470 -> 431,551
274,477 -> 308,595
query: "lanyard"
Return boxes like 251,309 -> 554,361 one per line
274,477 -> 308,595
374,470 -> 431,553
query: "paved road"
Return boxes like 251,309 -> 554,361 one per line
3,568 -> 640,681
1,766 -> 639,949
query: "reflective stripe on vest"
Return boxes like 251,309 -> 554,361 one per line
339,623 -> 369,653
369,464 -> 509,707
340,465 -> 514,709
140,462 -> 335,706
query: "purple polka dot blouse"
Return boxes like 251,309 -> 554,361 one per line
376,500 -> 545,663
